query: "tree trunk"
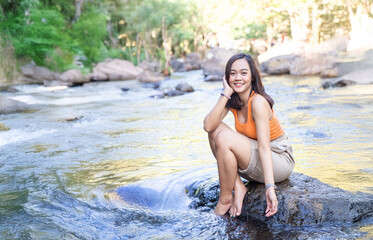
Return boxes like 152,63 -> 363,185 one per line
161,17 -> 171,75
107,21 -> 118,47
73,0 -> 84,23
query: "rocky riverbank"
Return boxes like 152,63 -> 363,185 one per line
187,172 -> 373,227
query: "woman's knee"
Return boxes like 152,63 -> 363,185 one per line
214,129 -> 232,149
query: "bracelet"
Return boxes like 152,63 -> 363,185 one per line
265,183 -> 277,190
220,92 -> 231,100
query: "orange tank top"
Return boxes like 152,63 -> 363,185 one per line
230,92 -> 284,140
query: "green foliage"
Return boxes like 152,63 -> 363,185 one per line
71,6 -> 109,67
1,5 -> 76,71
234,22 -> 268,40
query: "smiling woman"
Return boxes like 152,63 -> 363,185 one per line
203,53 -> 295,218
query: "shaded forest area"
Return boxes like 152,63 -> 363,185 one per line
0,0 -> 372,85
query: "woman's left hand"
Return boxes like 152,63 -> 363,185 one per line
265,187 -> 278,217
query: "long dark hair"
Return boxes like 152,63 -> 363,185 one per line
225,53 -> 274,110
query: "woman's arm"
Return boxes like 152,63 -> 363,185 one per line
203,96 -> 229,132
251,94 -> 278,217
203,77 -> 233,132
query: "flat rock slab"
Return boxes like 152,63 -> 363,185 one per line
0,95 -> 29,114
187,172 -> 373,227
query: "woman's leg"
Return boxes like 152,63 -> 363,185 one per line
208,122 -> 252,216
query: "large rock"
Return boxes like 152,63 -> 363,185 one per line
89,59 -> 143,81
170,52 -> 202,72
187,172 -> 373,226
322,68 -> 373,88
290,50 -> 338,75
137,70 -> 164,83
0,95 -> 29,114
260,54 -> 297,75
59,69 -> 89,86
202,48 -> 240,81
20,64 -> 60,84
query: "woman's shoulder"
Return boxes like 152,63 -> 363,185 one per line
251,94 -> 271,113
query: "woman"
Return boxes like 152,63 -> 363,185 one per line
203,53 -> 294,218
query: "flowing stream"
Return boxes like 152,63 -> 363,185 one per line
1,70 -> 373,239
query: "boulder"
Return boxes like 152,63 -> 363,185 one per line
260,54 -> 297,75
320,67 -> 339,78
170,52 -> 202,72
170,58 -> 185,72
59,69 -> 89,86
187,172 -> 373,226
0,95 -> 29,114
185,52 -> 202,71
138,60 -> 161,73
322,68 -> 373,88
290,50 -> 338,76
202,48 -> 239,80
175,82 -> 194,92
137,70 -> 164,83
20,63 -> 60,84
90,59 -> 143,81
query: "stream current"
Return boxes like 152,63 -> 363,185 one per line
1,70 -> 373,239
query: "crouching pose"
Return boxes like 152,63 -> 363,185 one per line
203,53 -> 295,217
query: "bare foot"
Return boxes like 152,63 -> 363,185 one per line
229,182 -> 247,217
214,196 -> 233,216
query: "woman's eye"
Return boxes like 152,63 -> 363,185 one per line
241,72 -> 247,75
230,72 -> 235,76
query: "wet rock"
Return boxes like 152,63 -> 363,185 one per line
137,70 -> 164,83
20,63 -> 60,84
260,54 -> 296,75
170,52 -> 202,72
322,68 -> 373,88
121,87 -> 130,92
320,67 -> 339,78
0,95 -> 29,114
0,86 -> 18,93
138,60 -> 161,73
204,75 -> 222,82
175,82 -> 194,92
143,82 -> 161,89
187,172 -> 373,226
290,50 -> 338,76
165,89 -> 185,97
89,58 -> 143,81
0,123 -> 10,131
59,69 -> 89,86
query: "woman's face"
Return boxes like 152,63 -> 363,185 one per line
228,58 -> 252,94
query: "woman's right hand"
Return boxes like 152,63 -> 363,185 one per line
222,76 -> 234,97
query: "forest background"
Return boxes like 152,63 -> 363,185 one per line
1,0 -> 372,86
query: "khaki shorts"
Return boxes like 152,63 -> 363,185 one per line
238,134 -> 295,183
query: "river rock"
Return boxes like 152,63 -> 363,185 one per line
322,68 -> 373,88
320,67 -> 339,78
0,95 -> 29,114
20,63 -> 60,84
290,50 -> 338,76
137,70 -> 164,83
175,82 -> 194,92
260,54 -> 297,75
187,172 -> 373,226
0,123 -> 10,131
170,52 -> 202,72
138,60 -> 161,73
202,48 -> 239,81
59,69 -> 89,86
89,58 -> 143,81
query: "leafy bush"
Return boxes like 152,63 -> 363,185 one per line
71,7 -> 109,67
